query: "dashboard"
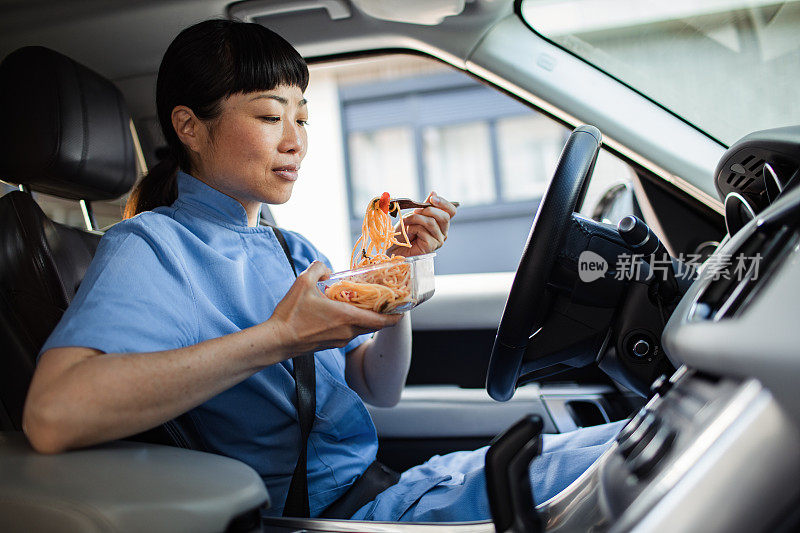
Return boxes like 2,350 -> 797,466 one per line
550,125 -> 800,532
674,125 -> 800,421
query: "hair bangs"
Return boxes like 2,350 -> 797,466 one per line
226,23 -> 309,97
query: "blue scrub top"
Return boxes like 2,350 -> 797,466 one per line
40,171 -> 376,516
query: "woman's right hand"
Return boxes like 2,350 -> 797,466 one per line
268,261 -> 402,355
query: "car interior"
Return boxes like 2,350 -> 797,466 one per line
1,0 -> 799,532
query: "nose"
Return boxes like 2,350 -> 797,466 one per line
279,120 -> 305,154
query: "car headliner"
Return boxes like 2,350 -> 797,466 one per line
0,0 -> 507,81
0,0 -> 726,209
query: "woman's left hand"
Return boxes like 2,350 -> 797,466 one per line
389,192 -> 457,258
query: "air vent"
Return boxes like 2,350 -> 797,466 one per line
748,158 -> 765,173
692,223 -> 798,320
725,155 -> 764,194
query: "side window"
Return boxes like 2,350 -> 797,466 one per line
2,56 -> 640,265
579,150 -> 638,226
270,54 -> 641,274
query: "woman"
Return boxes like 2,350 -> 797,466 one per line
24,20 -> 622,522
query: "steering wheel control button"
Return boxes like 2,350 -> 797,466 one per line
618,215 -> 663,256
618,215 -> 649,247
629,425 -> 677,478
617,215 -> 679,302
618,412 -> 659,458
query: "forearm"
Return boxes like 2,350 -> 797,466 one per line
24,320 -> 290,453
346,313 -> 412,407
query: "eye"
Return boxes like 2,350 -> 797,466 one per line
297,119 -> 309,126
259,116 -> 280,123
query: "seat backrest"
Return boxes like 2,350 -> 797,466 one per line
0,46 -> 204,449
0,191 -> 100,429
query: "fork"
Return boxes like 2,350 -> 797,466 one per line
392,198 -> 460,210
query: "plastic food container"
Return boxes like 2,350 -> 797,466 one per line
318,253 -> 436,314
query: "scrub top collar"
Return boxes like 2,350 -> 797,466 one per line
175,170 -> 263,228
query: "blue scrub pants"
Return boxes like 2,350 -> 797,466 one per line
351,420 -> 625,522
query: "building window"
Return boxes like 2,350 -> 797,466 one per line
496,114 -> 567,201
422,121 -> 496,207
348,127 -> 418,217
340,70 -> 566,222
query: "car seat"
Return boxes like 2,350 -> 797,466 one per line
0,46 -> 202,448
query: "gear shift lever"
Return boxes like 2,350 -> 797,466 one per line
485,415 -> 544,533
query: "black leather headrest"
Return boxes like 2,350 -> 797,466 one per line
0,46 -> 137,201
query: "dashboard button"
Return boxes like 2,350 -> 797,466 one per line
629,425 -> 676,478
618,412 -> 659,458
633,339 -> 651,358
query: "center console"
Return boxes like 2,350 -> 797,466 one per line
540,367 -> 800,533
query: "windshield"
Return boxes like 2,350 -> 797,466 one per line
520,0 -> 800,145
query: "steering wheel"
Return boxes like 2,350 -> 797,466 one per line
487,125 -> 602,401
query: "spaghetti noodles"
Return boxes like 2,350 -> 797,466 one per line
324,192 -> 413,313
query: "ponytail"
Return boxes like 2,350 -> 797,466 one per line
123,154 -> 179,219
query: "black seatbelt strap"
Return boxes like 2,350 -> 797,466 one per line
320,460 -> 401,519
272,226 -> 316,518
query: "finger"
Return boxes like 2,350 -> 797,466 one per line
347,305 -> 404,330
402,213 -> 445,243
428,192 -> 457,218
350,316 -> 401,336
351,326 -> 379,337
406,222 -> 447,253
322,302 -> 384,332
403,225 -> 433,252
300,260 -> 332,282
418,231 -> 440,252
385,243 -> 412,258
418,206 -> 450,237
384,313 -> 403,326
406,225 -> 440,253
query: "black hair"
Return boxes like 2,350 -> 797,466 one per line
124,19 -> 308,218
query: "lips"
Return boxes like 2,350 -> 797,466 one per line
272,164 -> 299,181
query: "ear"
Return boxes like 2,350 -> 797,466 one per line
171,105 -> 206,154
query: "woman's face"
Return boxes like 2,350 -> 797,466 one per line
193,84 -> 308,211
